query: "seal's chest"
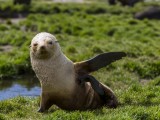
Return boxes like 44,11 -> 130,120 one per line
32,57 -> 75,93
35,64 -> 75,93
43,73 -> 75,96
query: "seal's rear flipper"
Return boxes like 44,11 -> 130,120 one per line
78,74 -> 107,102
78,74 -> 118,108
74,52 -> 126,75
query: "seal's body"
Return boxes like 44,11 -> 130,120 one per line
30,32 -> 126,112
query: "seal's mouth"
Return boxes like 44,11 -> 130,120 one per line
39,49 -> 47,54
36,51 -> 50,59
38,46 -> 48,54
34,46 -> 51,59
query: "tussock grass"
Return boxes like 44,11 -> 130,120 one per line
0,0 -> 160,119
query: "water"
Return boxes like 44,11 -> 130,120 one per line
0,75 -> 41,101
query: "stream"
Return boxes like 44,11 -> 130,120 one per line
0,75 -> 41,101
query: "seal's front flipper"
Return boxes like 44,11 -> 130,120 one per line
38,92 -> 53,113
78,74 -> 107,102
74,52 -> 126,75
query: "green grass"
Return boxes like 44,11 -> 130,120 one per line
0,78 -> 159,120
0,0 -> 160,119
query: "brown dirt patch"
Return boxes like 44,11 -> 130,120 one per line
0,45 -> 13,53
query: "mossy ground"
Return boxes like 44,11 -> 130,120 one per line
0,0 -> 160,119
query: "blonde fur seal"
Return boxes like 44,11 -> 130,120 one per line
30,32 -> 126,112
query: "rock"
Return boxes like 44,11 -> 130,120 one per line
135,6 -> 160,20
13,0 -> 31,5
108,0 -> 143,7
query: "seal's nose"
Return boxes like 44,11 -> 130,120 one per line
40,46 -> 45,50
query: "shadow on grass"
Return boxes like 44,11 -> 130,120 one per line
119,101 -> 160,107
43,106 -> 105,115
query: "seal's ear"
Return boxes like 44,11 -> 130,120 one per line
74,52 -> 126,75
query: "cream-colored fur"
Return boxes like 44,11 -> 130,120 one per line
30,32 -> 75,97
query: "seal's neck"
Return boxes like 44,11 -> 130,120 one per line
31,50 -> 74,78
31,51 -> 75,91
51,51 -> 72,68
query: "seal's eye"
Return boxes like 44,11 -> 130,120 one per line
33,43 -> 38,47
47,41 -> 53,45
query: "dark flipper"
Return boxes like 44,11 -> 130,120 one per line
86,52 -> 126,71
74,52 -> 126,75
78,74 -> 107,102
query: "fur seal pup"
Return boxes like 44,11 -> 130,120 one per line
30,32 -> 126,112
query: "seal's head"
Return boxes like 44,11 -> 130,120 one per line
30,32 -> 60,59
